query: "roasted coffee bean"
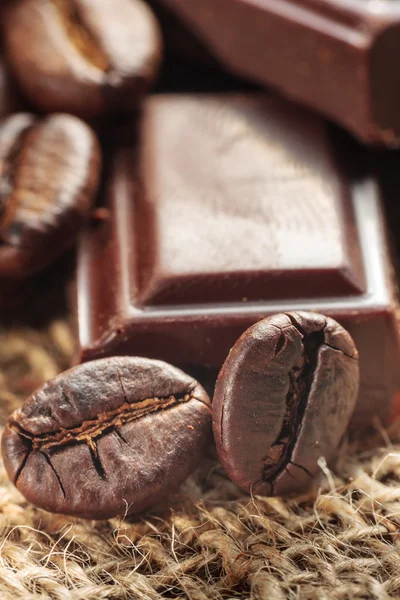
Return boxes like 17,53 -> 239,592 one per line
4,0 -> 162,118
2,357 -> 212,519
213,312 -> 359,496
0,112 -> 100,278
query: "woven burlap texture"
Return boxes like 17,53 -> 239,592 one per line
0,321 -> 399,600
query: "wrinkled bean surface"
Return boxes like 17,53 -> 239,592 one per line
213,312 -> 359,496
2,357 -> 212,519
0,112 -> 100,278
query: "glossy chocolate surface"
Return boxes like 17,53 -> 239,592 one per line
155,0 -> 400,146
75,93 -> 400,427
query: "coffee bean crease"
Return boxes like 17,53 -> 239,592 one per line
261,319 -> 326,490
5,0 -> 162,117
213,312 -> 359,497
2,357 -> 212,519
51,0 -> 110,72
11,388 -> 196,454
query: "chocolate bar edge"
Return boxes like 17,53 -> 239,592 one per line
158,0 -> 400,146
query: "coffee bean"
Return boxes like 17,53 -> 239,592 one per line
213,312 -> 359,496
2,357 -> 212,519
4,0 -> 162,118
0,112 -> 100,278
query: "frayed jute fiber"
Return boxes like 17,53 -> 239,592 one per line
0,321 -> 400,599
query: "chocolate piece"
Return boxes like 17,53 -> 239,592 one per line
155,0 -> 400,147
0,112 -> 100,278
75,94 -> 400,428
2,356 -> 212,519
4,0 -> 162,118
213,312 -> 359,496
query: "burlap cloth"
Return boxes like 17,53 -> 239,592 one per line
0,319 -> 400,600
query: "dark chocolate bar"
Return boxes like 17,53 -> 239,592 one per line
152,0 -> 400,147
75,93 -> 400,427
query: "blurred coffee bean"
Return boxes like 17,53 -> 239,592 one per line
4,0 -> 162,118
0,112 -> 100,278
